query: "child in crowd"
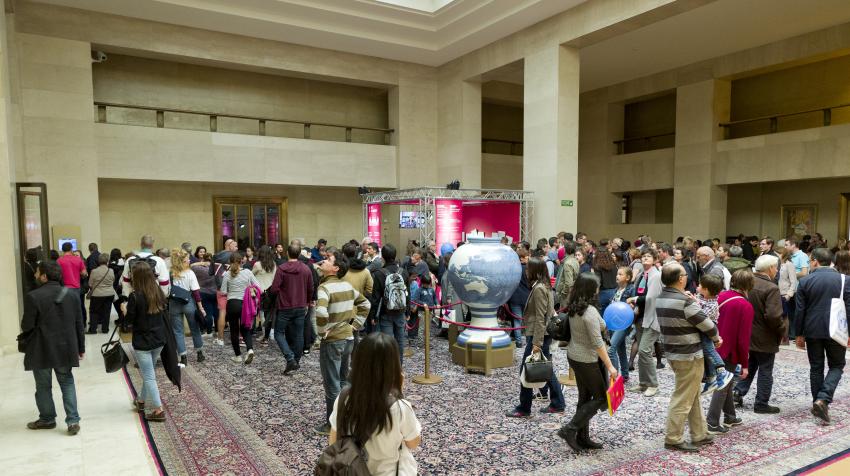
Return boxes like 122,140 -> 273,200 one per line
695,274 -> 734,395
608,267 -> 636,382
408,274 -> 437,344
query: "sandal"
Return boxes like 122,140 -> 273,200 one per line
133,400 -> 145,413
146,410 -> 166,422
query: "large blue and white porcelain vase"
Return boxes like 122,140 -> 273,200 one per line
447,236 -> 522,348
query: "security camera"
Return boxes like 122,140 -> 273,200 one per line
91,51 -> 107,63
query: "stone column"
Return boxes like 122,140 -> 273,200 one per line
17,33 -> 101,247
437,75 -> 481,188
389,71 -> 438,188
0,11 -> 20,353
523,45 -> 580,238
673,79 -> 730,239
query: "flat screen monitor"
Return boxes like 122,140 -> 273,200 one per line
58,238 -> 78,251
399,211 -> 422,229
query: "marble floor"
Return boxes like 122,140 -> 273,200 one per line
0,331 -> 156,476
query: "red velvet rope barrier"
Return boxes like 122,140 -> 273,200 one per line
404,313 -> 420,331
500,304 -> 525,321
410,300 -> 463,310
435,314 -> 526,331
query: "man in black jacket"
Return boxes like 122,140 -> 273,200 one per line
370,244 -> 409,363
20,261 -> 85,435
795,248 -> 850,424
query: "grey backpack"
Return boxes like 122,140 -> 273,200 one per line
383,270 -> 408,311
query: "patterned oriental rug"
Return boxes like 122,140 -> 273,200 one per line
126,334 -> 850,475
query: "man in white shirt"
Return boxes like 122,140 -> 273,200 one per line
121,234 -> 170,298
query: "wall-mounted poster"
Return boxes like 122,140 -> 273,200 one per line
781,204 -> 818,240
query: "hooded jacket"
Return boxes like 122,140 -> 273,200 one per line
723,257 -> 752,273
269,260 -> 314,310
343,258 -> 373,298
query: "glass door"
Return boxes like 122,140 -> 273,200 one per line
214,197 -> 287,251
16,183 -> 50,262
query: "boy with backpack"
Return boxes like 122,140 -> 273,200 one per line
369,244 -> 410,363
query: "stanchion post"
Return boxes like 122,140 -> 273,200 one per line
413,307 -> 442,385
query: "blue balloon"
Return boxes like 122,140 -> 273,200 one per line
603,301 -> 635,331
440,243 -> 455,255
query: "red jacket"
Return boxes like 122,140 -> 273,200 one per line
716,290 -> 754,369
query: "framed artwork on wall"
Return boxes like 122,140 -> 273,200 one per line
780,204 -> 818,240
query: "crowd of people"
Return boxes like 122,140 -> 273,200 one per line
17,229 -> 850,473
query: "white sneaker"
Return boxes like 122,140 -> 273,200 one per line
644,387 -> 659,397
230,355 -> 243,363
214,338 -> 224,346
244,349 -> 254,365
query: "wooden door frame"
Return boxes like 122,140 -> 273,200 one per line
213,196 -> 288,251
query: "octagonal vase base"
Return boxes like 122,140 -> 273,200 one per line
450,342 -> 514,374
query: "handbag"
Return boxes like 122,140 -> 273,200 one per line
546,312 -> 571,342
101,324 -> 129,373
829,274 -> 849,347
521,351 -> 553,388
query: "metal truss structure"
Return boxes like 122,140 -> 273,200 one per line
362,187 -> 535,246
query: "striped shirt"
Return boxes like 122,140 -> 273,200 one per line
316,275 -> 371,342
656,287 -> 718,361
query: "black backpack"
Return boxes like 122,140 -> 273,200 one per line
128,254 -> 160,277
314,394 -> 371,476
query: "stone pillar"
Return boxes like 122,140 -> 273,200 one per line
0,12 -> 20,354
673,80 -> 730,239
523,45 -> 580,238
17,33 -> 101,247
389,72 -> 438,188
437,75 -> 481,188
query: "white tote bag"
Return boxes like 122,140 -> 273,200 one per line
829,274 -> 849,347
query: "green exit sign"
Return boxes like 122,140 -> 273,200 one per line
561,200 -> 574,207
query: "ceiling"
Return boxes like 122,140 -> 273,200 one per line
31,0 -> 587,67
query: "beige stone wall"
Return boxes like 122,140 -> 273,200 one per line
727,179 -> 850,243
94,123 -> 397,189
93,54 -> 389,144
98,180 -> 365,254
730,54 -> 850,138
481,153 -> 522,190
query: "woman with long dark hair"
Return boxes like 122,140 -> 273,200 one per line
220,251 -> 261,364
558,272 -> 618,452
835,250 -> 850,275
252,245 -> 277,342
126,262 -> 168,422
592,241 -> 618,315
506,256 -> 565,417
329,333 -> 422,475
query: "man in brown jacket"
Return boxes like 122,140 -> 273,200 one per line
733,255 -> 786,413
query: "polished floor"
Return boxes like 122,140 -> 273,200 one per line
0,330 -> 157,476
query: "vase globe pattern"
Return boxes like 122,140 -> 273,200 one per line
447,236 -> 522,348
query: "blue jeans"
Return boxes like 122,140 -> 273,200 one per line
275,307 -> 306,363
200,292 -> 218,333
701,334 -> 724,380
320,339 -> 354,420
598,288 -> 616,316
509,304 -> 524,343
379,313 -> 406,364
135,347 -> 164,408
805,338 -> 846,404
516,336 -> 565,413
33,367 -> 79,425
169,299 -> 203,355
608,326 -> 631,379
734,350 -> 775,406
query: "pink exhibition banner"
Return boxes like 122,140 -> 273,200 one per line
435,199 -> 463,255
462,202 -> 520,243
367,204 -> 382,246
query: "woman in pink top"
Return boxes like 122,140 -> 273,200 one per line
705,268 -> 754,434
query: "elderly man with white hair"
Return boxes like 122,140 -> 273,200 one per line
696,246 -> 728,290
733,255 -> 786,413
